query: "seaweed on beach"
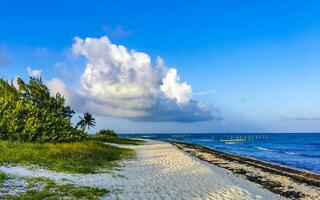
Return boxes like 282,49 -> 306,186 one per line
172,141 -> 320,200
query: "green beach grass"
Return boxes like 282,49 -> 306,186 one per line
0,140 -> 133,174
88,135 -> 144,145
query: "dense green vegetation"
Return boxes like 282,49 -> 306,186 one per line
0,77 -> 143,198
97,129 -> 118,137
0,140 -> 133,173
4,177 -> 109,200
0,77 -> 85,142
0,77 -> 140,174
92,129 -> 144,145
88,134 -> 144,145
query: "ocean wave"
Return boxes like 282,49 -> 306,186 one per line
224,142 -> 236,144
255,147 -> 273,151
196,139 -> 213,142
256,147 -> 299,155
284,151 -> 299,155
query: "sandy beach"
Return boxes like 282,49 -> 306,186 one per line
0,140 -> 285,199
108,140 -> 285,199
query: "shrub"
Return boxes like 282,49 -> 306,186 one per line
97,129 -> 118,137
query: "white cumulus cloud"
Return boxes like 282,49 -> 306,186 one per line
49,36 -> 220,122
160,68 -> 192,104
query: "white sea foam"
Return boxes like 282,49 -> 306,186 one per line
197,139 -> 213,142
255,147 -> 274,151
284,151 -> 299,155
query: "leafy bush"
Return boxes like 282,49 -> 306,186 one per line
0,77 -> 86,142
97,129 -> 118,137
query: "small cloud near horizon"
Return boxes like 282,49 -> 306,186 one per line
278,111 -> 320,121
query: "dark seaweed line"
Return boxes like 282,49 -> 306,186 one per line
169,141 -> 320,187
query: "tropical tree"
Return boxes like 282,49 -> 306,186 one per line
17,77 -> 74,119
77,112 -> 96,132
0,77 -> 85,142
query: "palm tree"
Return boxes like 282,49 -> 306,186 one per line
77,112 -> 96,132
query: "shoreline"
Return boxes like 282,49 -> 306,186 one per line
169,141 -> 320,200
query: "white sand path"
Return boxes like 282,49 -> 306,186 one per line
0,140 -> 286,199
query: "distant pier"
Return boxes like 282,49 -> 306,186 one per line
219,134 -> 268,143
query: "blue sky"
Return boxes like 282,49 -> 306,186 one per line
1,0 -> 320,133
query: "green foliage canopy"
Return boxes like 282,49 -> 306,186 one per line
0,77 -> 85,142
